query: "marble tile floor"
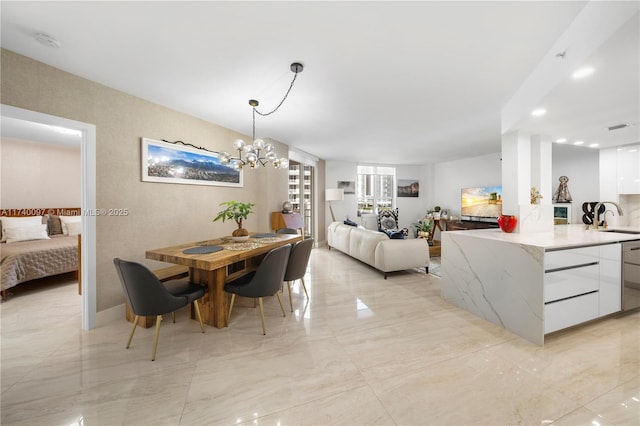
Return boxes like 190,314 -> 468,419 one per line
1,247 -> 638,425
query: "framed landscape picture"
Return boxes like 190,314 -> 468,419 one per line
397,179 -> 419,197
337,180 -> 356,194
141,138 -> 242,187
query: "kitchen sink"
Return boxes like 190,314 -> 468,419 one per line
601,229 -> 640,234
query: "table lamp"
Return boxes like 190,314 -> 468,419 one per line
326,188 -> 344,222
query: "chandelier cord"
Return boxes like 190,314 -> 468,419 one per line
253,70 -> 300,117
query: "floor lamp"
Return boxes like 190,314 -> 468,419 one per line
325,188 -> 344,222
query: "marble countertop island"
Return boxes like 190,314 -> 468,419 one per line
444,224 -> 640,249
440,224 -> 639,345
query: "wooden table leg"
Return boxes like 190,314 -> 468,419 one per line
190,267 -> 228,329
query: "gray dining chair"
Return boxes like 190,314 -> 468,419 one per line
225,244 -> 290,335
113,258 -> 206,361
276,228 -> 299,235
283,238 -> 314,311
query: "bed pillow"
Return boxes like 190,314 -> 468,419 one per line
47,215 -> 64,235
1,216 -> 44,242
59,215 -> 82,235
4,224 -> 50,244
66,221 -> 82,236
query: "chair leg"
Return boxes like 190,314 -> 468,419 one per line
258,297 -> 266,335
151,315 -> 162,361
126,315 -> 139,349
228,294 -> 236,322
275,292 -> 286,317
300,277 -> 309,299
193,300 -> 205,333
171,312 -> 176,323
287,281 -> 294,312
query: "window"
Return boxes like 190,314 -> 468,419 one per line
356,165 -> 395,216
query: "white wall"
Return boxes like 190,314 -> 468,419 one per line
433,152 -> 503,218
552,144 -> 600,224
324,160 -> 434,233
1,137 -> 81,208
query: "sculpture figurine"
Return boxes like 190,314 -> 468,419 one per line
552,176 -> 573,203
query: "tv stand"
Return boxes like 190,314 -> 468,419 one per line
444,219 -> 499,231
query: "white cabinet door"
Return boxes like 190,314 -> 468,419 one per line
545,265 -> 599,303
545,293 -> 599,334
617,144 -> 640,194
600,243 -> 622,315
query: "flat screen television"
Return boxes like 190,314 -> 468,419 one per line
461,186 -> 502,219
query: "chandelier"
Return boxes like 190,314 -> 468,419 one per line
220,62 -> 303,170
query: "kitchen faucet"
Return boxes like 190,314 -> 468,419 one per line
593,202 -> 623,229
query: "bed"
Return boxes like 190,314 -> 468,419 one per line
0,208 -> 81,300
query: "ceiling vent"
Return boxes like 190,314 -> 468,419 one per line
608,123 -> 631,131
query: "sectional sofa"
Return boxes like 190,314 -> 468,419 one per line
327,222 -> 430,278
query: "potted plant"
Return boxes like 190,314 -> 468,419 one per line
415,219 -> 432,239
213,201 -> 255,239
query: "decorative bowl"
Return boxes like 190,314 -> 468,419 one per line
230,235 -> 250,242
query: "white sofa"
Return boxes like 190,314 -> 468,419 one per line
327,222 -> 429,278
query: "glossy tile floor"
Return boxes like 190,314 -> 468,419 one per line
1,248 -> 639,425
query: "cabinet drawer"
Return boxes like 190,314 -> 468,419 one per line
544,264 -> 599,303
546,246 -> 599,270
545,292 -> 599,334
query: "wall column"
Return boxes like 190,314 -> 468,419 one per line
501,131 -> 554,233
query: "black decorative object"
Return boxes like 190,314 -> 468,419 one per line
581,202 -> 605,225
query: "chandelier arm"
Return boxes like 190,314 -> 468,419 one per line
253,71 -> 299,117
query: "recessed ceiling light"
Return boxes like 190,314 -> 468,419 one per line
555,138 -> 567,143
589,143 -> 599,148
34,32 -> 61,48
573,141 -> 584,145
531,108 -> 546,116
572,67 -> 594,79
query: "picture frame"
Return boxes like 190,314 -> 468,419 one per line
141,138 -> 242,187
397,179 -> 419,197
337,180 -> 355,194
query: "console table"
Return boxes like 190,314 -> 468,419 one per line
443,219 -> 499,231
271,211 -> 304,234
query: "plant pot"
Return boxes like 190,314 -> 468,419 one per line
418,231 -> 430,238
498,215 -> 518,233
232,227 -> 249,237
230,235 -> 250,242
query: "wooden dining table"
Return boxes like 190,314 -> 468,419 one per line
146,233 -> 302,328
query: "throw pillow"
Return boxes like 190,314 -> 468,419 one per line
1,216 -> 44,242
344,219 -> 358,227
59,215 -> 82,235
383,229 -> 405,239
4,224 -> 50,243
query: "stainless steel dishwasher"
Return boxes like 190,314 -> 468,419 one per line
622,240 -> 640,311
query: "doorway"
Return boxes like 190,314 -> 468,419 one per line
1,104 -> 97,330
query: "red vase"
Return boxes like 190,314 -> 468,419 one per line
498,215 -> 518,233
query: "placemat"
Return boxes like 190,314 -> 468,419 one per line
252,233 -> 277,238
183,245 -> 223,254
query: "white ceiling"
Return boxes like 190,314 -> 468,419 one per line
1,1 -> 637,164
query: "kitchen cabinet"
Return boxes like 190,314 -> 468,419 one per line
617,144 -> 640,194
544,243 -> 622,334
600,243 -> 622,315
